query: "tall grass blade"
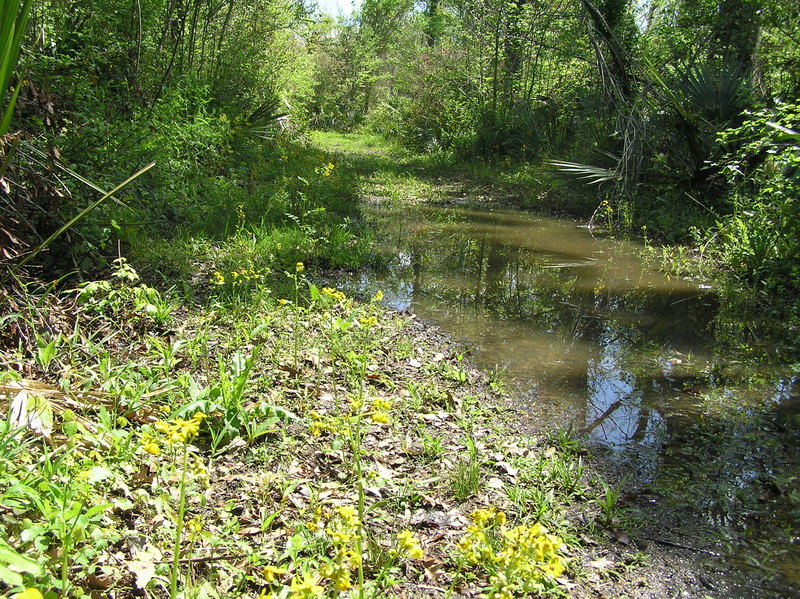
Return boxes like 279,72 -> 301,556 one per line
1,0 -> 33,134
6,162 -> 156,276
1,73 -> 24,133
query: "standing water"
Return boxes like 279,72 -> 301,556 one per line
339,201 -> 800,595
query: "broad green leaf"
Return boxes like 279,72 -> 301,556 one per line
36,336 -> 59,368
84,503 -> 112,519
0,562 -> 23,587
0,537 -> 42,579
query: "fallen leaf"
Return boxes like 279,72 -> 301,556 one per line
486,477 -> 504,489
86,567 -> 114,589
410,510 -> 454,529
422,558 -> 445,583
127,559 -> 157,590
613,528 -> 631,545
589,557 -> 615,570
494,461 -> 519,477
9,390 -> 54,438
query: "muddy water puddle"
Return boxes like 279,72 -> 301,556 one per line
338,202 -> 800,594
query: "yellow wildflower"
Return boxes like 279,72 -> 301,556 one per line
336,505 -> 360,527
262,564 -> 288,583
153,412 -> 205,445
321,287 -> 347,302
289,572 -> 324,598
295,261 -> 305,273
305,519 -> 322,532
332,571 -> 352,591
543,555 -> 565,578
328,529 -> 354,545
371,411 -> 390,424
471,507 -> 505,528
320,562 -> 352,590
397,530 -> 424,559
141,432 -> 160,455
15,590 -> 44,599
371,290 -> 384,302
372,397 -> 391,411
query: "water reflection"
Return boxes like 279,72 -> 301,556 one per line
346,203 -> 720,456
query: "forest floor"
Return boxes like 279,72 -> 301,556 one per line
0,132 -> 792,599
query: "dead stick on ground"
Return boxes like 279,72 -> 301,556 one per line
640,536 -> 723,557
156,553 -> 251,565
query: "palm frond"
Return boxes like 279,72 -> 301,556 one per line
676,62 -> 749,125
548,160 -> 620,185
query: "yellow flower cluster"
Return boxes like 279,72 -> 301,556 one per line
211,268 -> 262,286
306,410 -> 342,437
319,162 -> 335,177
370,397 -> 392,425
307,395 -> 394,434
321,506 -> 362,591
320,286 -> 347,303
457,508 -> 566,597
141,431 -> 160,455
472,506 -> 506,528
289,572 -> 324,598
359,316 -> 377,328
396,530 -> 424,559
262,564 -> 288,583
294,506 -> 362,594
188,453 -> 210,487
150,412 -> 206,447
258,571 -> 323,599
295,261 -> 305,273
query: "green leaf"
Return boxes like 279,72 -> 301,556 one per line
37,335 -> 59,369
0,562 -> 23,587
0,537 -> 43,580
84,503 -> 112,519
